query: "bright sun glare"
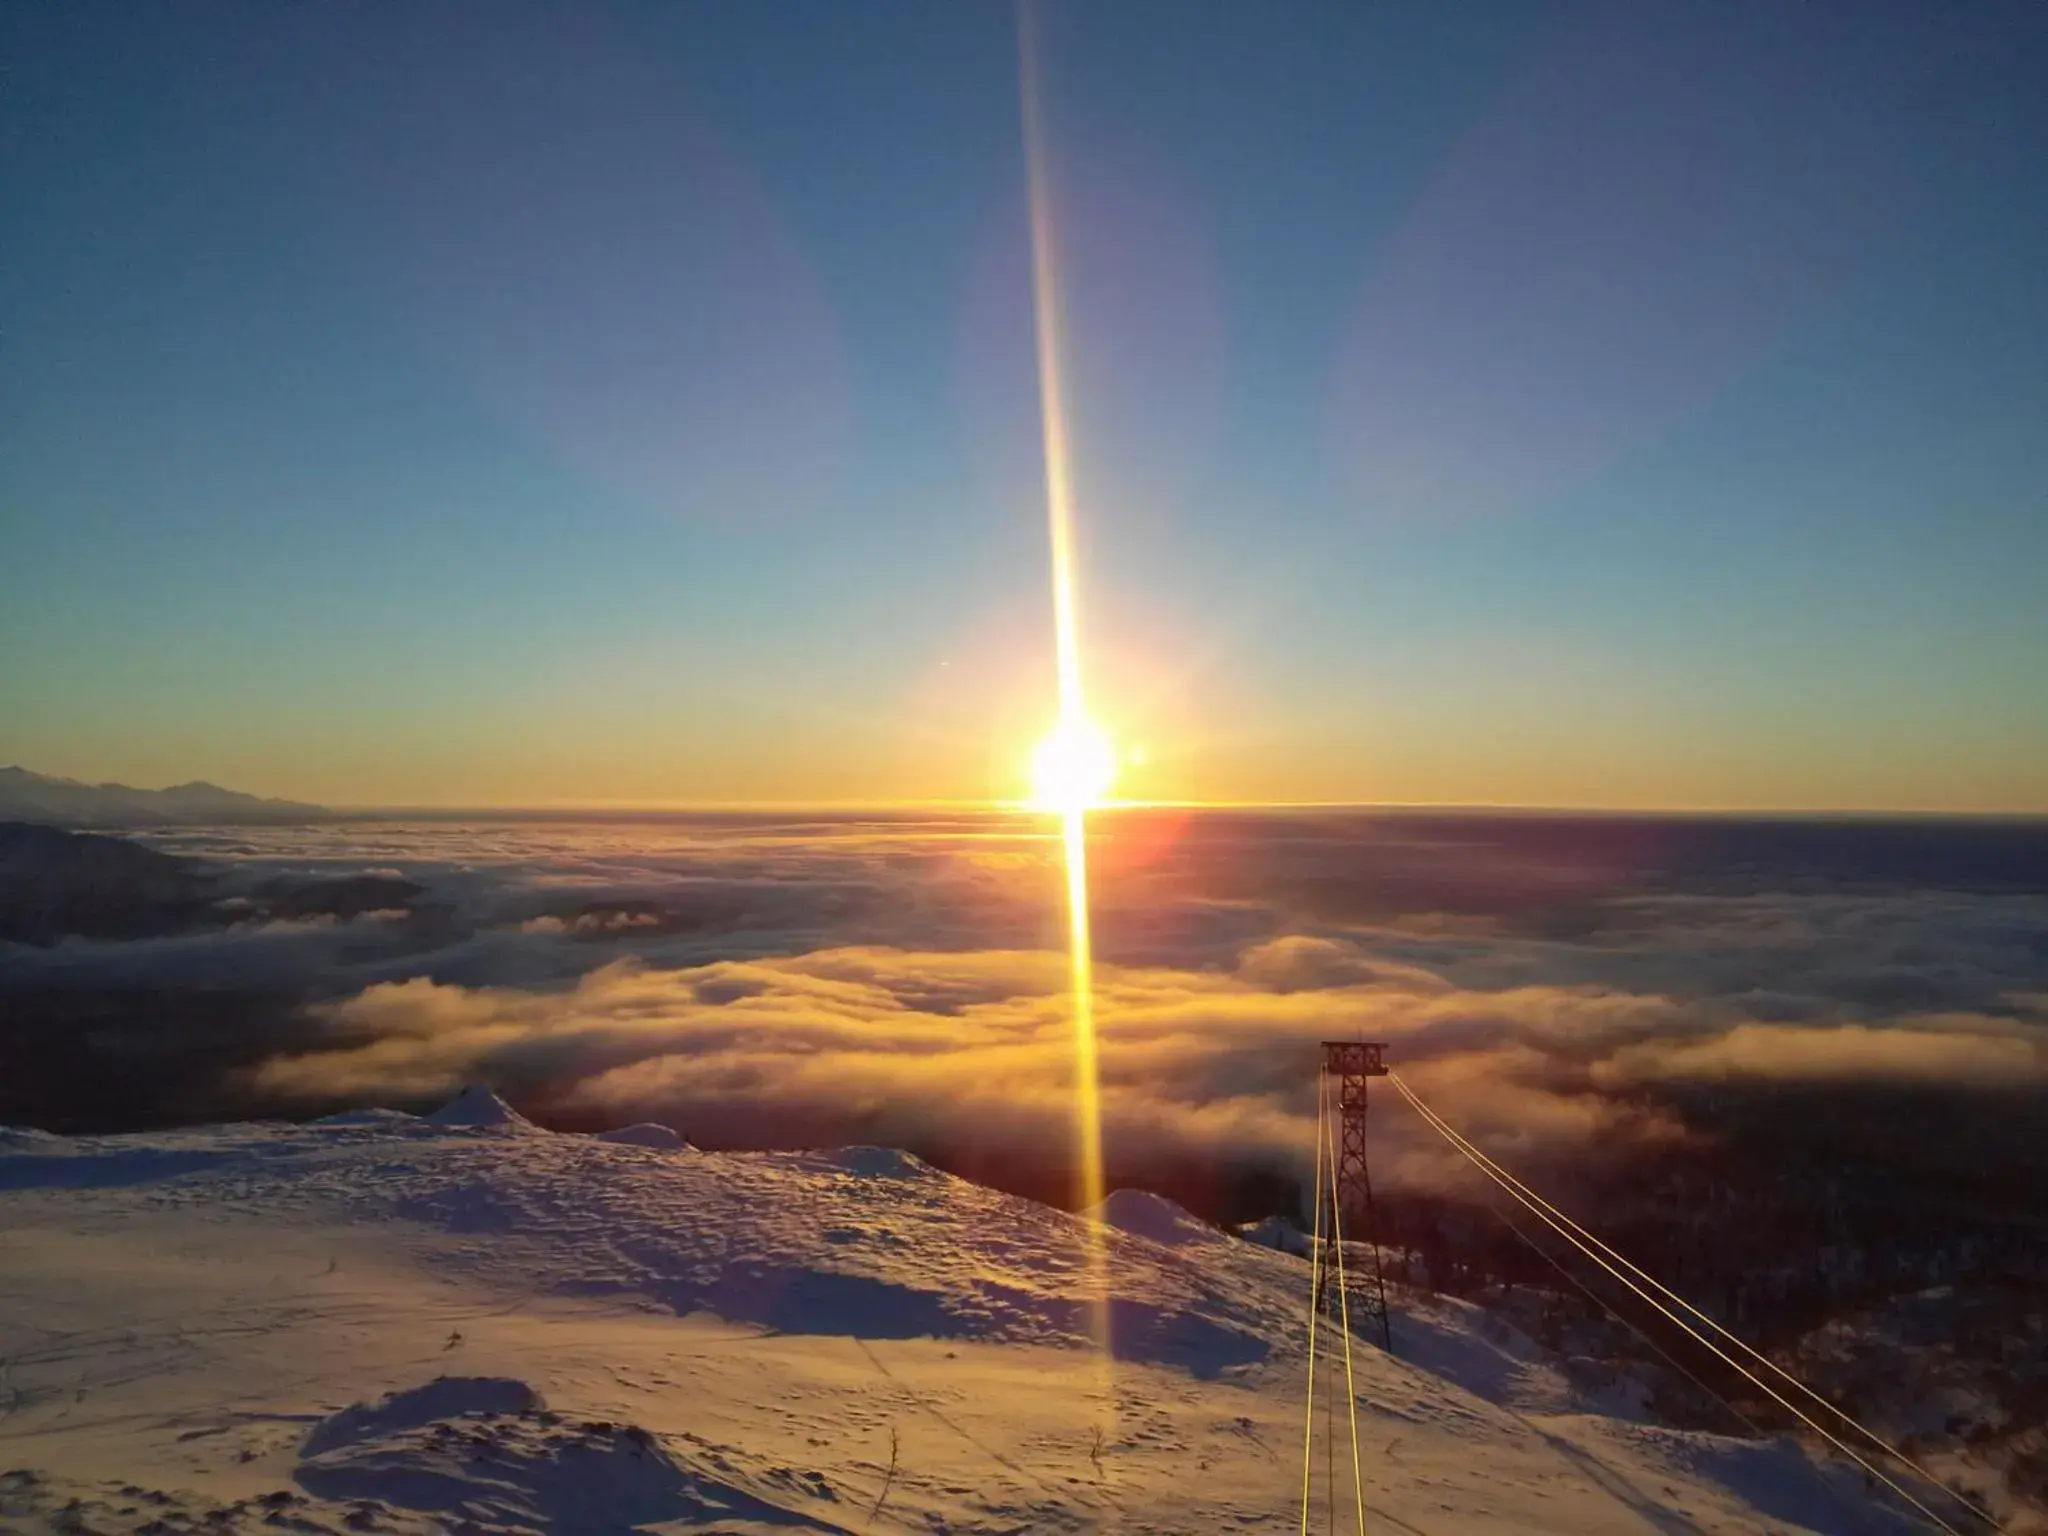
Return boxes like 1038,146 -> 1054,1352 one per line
1029,718 -> 1116,813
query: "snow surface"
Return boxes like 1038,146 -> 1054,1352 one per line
0,1112 -> 1923,1535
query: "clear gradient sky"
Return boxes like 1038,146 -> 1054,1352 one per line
4,2 -> 2045,812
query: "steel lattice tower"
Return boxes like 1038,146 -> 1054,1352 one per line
1318,1041 -> 1393,1353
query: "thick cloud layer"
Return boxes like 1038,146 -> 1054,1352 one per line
244,930 -> 2045,1195
11,811 -> 2038,1199
4,811 -> 2048,1196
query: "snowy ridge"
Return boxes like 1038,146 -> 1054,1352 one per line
0,1101 -> 1922,1535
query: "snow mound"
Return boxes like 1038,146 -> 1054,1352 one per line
1095,1187 -> 1226,1248
810,1145 -> 932,1179
296,1376 -> 842,1534
596,1121 -> 689,1148
0,1125 -> 65,1148
1238,1214 -> 1311,1256
422,1084 -> 535,1131
303,1376 -> 546,1456
312,1106 -> 420,1128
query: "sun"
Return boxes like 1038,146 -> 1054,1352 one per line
1029,717 -> 1116,813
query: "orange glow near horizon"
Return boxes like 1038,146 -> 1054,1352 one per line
1019,4 -> 1112,1374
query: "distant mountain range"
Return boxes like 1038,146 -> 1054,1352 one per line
0,766 -> 324,826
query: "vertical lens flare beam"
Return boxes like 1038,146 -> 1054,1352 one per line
1019,8 -> 1087,733
1018,4 -> 1109,1353
1059,808 -> 1102,1222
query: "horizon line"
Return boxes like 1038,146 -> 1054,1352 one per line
288,796 -> 2048,822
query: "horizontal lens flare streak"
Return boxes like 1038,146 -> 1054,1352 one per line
1018,3 -> 1110,1373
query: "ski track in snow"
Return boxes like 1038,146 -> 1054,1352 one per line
0,1107 -> 1919,1535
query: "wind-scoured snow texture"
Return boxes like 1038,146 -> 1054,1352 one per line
0,1115 -> 1934,1535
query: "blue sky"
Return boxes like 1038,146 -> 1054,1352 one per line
4,1 -> 2045,809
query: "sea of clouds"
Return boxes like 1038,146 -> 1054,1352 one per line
6,810 -> 2045,1202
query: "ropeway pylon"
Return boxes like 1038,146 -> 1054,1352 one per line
1317,1042 -> 1393,1353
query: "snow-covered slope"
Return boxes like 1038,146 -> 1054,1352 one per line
0,1107 -> 1919,1535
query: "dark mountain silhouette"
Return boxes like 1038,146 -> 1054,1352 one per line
0,766 -> 323,826
0,823 -> 430,949
0,821 -> 216,943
